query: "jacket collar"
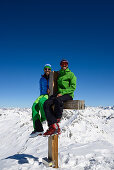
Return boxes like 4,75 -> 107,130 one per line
42,74 -> 49,80
59,68 -> 70,73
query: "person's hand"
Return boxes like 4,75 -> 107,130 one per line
47,89 -> 50,94
57,93 -> 62,97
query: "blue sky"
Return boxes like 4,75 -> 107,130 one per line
0,0 -> 114,107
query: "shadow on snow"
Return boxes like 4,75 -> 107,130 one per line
5,154 -> 39,164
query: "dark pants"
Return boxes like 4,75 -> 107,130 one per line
34,118 -> 44,132
44,94 -> 72,126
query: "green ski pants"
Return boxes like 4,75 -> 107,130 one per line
32,95 -> 48,131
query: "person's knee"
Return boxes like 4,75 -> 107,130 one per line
39,99 -> 43,106
54,97 -> 62,104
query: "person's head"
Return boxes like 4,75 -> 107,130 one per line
60,59 -> 68,70
44,64 -> 52,76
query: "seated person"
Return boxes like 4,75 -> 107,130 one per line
31,64 -> 52,136
43,59 -> 76,136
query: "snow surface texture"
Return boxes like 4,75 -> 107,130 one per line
0,107 -> 114,170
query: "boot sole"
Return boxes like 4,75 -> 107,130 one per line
43,130 -> 61,137
30,132 -> 44,138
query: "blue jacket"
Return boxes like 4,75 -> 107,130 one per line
40,75 -> 49,95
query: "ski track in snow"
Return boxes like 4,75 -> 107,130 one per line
0,106 -> 114,170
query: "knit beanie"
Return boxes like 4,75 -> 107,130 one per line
44,64 -> 52,70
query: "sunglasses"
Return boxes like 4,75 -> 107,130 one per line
44,68 -> 51,71
60,62 -> 68,67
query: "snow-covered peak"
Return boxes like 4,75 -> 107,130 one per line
0,107 -> 114,169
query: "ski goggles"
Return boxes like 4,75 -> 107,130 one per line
60,61 -> 68,67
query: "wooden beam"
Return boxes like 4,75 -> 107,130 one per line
63,100 -> 85,109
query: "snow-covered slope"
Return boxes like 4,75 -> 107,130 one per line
0,107 -> 114,170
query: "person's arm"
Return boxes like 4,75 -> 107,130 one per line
40,78 -> 42,95
40,77 -> 48,95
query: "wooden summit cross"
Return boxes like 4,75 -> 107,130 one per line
43,71 -> 85,168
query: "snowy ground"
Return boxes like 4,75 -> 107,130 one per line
0,106 -> 114,170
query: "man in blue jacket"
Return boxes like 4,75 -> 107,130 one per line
31,64 -> 52,136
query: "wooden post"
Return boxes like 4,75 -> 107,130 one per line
44,71 -> 59,168
48,135 -> 58,168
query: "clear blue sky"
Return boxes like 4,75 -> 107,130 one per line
0,0 -> 114,107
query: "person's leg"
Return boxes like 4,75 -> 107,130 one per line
54,94 -> 73,119
38,95 -> 48,122
32,103 -> 40,131
32,95 -> 46,132
43,96 -> 57,126
34,118 -> 44,132
43,95 -> 73,136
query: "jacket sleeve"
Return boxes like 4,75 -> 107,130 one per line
40,78 -> 42,95
58,73 -> 76,95
40,77 -> 48,95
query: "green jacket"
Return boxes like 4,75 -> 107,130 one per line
57,68 -> 76,98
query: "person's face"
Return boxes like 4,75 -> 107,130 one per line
60,62 -> 68,70
44,68 -> 51,75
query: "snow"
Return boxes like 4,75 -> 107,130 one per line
0,107 -> 114,170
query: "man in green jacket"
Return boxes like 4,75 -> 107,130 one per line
43,59 -> 76,136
